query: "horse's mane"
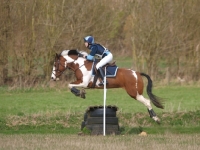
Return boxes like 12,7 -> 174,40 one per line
68,49 -> 79,55
61,49 -> 88,56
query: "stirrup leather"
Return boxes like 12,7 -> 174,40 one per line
98,67 -> 108,86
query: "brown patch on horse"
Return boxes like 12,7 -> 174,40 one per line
65,55 -> 85,83
84,60 -> 93,71
136,72 -> 144,95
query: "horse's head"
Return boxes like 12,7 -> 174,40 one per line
51,50 -> 88,81
51,53 -> 67,81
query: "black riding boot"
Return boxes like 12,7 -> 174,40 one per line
98,67 -> 108,86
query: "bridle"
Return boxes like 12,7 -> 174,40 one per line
52,54 -> 86,78
52,56 -> 68,78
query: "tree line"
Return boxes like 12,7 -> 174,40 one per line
0,0 -> 200,87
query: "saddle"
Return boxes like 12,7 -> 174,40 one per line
91,60 -> 118,88
92,60 -> 117,74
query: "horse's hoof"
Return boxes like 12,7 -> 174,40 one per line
153,116 -> 161,124
156,120 -> 161,124
80,93 -> 86,99
80,89 -> 86,99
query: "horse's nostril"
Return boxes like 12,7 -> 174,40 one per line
51,77 -> 56,81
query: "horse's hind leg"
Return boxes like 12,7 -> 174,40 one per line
125,86 -> 160,123
136,94 -> 161,123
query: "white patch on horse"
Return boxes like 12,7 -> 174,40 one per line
61,50 -> 75,64
61,50 -> 70,56
79,51 -> 88,57
63,55 -> 74,63
59,50 -> 91,88
51,65 -> 56,79
131,70 -> 138,88
136,92 -> 152,110
68,57 -> 92,88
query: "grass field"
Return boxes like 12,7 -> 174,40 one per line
0,133 -> 200,150
0,85 -> 200,149
1,86 -> 200,115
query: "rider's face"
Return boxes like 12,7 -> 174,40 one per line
84,42 -> 89,47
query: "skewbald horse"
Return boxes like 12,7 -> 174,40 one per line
51,49 -> 164,123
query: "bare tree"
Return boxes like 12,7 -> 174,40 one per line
0,0 -> 11,85
123,0 -> 200,82
1,0 -> 200,87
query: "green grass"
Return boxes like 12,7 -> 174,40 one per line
0,86 -> 199,115
0,133 -> 199,150
0,86 -> 200,134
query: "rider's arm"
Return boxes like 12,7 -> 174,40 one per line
85,45 -> 97,61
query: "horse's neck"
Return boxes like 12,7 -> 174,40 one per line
67,57 -> 91,71
76,58 -> 93,73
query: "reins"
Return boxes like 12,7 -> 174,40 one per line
52,59 -> 68,78
54,55 -> 88,78
67,56 -> 91,72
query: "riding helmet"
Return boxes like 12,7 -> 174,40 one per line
84,36 -> 94,44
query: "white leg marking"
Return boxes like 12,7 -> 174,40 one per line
68,75 -> 91,89
137,93 -> 160,122
152,116 -> 160,122
132,70 -> 138,88
51,66 -> 56,79
68,83 -> 88,89
136,93 -> 152,110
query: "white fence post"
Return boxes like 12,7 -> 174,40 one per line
103,67 -> 107,136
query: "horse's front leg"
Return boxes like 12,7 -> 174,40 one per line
68,80 -> 88,99
70,87 -> 86,99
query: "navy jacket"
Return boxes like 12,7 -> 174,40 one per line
86,43 -> 110,60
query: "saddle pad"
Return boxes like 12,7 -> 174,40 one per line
92,63 -> 118,78
105,65 -> 118,77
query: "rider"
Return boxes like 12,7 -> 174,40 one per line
83,36 -> 113,86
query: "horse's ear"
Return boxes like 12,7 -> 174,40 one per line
54,53 -> 59,61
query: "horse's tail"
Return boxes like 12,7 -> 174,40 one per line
140,73 -> 164,109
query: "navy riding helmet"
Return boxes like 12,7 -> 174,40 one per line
84,36 -> 94,44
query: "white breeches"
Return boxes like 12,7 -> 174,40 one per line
96,53 -> 113,69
